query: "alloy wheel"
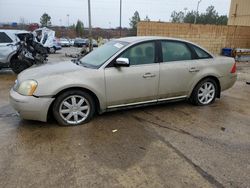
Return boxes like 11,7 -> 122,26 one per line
197,82 -> 216,105
59,95 -> 90,125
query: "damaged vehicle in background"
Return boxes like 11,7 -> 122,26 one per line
0,29 -> 48,74
33,27 -> 62,53
10,37 -> 237,126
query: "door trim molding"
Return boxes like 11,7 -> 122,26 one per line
107,95 -> 187,109
158,95 -> 187,102
107,99 -> 157,109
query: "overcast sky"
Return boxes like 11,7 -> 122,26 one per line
0,0 -> 231,28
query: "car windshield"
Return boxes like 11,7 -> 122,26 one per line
79,40 -> 128,68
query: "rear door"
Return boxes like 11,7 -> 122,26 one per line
158,40 -> 196,100
105,41 -> 160,108
0,32 -> 16,63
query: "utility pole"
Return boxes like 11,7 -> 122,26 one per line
59,19 -> 62,27
194,0 -> 202,24
67,14 -> 70,27
184,7 -> 188,16
119,0 -> 122,37
88,0 -> 93,51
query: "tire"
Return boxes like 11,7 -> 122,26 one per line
190,78 -> 218,106
10,59 -> 31,74
53,90 -> 95,126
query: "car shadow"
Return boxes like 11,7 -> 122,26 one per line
3,104 -> 163,170
2,100 -> 198,171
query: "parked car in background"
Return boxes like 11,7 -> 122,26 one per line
73,38 -> 87,47
50,38 -> 62,53
91,39 -> 98,48
10,36 -> 237,126
73,38 -> 98,48
69,39 -> 75,46
60,38 -> 70,47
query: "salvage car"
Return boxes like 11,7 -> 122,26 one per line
10,37 -> 237,126
0,29 -> 48,73
0,30 -> 29,69
34,27 -> 61,53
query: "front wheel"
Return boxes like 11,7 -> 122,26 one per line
53,90 -> 95,126
190,78 -> 218,106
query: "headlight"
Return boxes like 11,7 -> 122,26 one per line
16,80 -> 38,96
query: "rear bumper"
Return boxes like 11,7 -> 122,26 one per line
9,88 -> 54,122
220,74 -> 237,91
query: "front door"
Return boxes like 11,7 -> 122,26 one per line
105,41 -> 159,108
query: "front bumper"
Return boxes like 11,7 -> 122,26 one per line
9,88 -> 54,122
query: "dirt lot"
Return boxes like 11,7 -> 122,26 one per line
0,47 -> 250,188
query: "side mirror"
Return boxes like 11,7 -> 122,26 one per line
115,57 -> 130,67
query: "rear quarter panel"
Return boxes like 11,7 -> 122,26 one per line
188,57 -> 236,96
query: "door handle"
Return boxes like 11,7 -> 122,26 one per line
143,73 -> 156,78
189,67 -> 200,72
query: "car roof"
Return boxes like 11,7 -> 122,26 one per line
116,36 -> 193,44
114,36 -> 214,57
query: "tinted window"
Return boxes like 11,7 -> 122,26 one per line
161,41 -> 192,62
193,45 -> 212,59
120,42 -> 155,65
0,32 -> 13,43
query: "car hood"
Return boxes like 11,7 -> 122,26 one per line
18,61 -> 88,82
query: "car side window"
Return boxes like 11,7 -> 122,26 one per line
161,41 -> 192,62
192,45 -> 212,59
119,42 -> 155,65
0,32 -> 13,43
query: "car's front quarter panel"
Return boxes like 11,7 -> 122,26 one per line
33,69 -> 106,111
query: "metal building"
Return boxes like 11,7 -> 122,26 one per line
228,0 -> 250,26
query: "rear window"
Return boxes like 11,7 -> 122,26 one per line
193,45 -> 212,59
0,32 -> 13,43
161,41 -> 192,62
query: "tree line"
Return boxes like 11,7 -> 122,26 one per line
171,6 -> 228,25
39,5 -> 228,37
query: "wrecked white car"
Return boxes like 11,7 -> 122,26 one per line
34,27 -> 62,53
0,29 -> 48,73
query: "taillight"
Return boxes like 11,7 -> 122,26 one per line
231,62 -> 237,73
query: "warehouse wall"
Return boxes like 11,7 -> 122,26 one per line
137,21 -> 250,54
228,0 -> 250,26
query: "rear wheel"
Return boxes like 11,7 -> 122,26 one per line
190,78 -> 218,106
10,59 -> 30,74
53,90 -> 95,126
